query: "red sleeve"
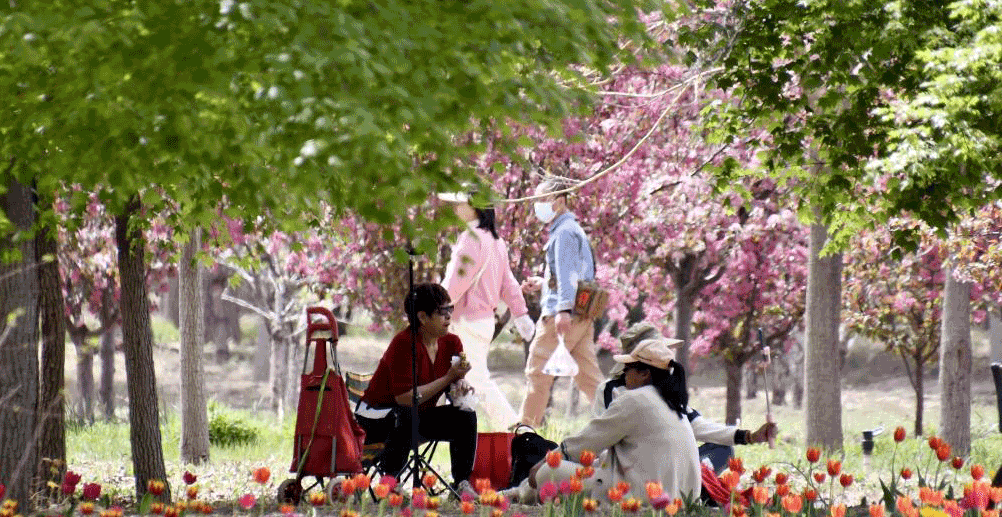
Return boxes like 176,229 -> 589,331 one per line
361,329 -> 414,407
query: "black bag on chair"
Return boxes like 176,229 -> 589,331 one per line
506,424 -> 558,489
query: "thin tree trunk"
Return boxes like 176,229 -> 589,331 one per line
69,324 -> 96,424
939,266 -> 972,455
724,359 -> 743,425
115,195 -> 170,500
180,228 -> 210,464
989,308 -> 1002,365
0,172 -> 41,509
914,352 -> 924,437
36,213 -> 67,500
99,291 -> 116,421
271,330 -> 290,418
804,219 -> 844,450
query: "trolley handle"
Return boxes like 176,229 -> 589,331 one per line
306,307 -> 339,341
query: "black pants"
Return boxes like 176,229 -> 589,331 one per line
377,405 -> 477,484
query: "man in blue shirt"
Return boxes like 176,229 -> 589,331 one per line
516,177 -> 604,427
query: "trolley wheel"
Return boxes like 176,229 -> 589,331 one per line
278,478 -> 303,505
325,477 -> 343,503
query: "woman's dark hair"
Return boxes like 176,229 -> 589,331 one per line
473,206 -> 499,239
404,283 -> 451,331
628,360 -> 688,418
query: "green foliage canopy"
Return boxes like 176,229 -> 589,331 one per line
2,0 -> 655,236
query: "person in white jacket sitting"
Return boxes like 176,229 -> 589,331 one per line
595,322 -> 776,476
517,336 -> 703,503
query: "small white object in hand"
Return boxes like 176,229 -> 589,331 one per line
450,355 -> 477,412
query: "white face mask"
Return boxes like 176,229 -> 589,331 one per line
533,201 -> 556,223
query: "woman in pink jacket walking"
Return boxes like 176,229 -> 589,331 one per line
439,191 -> 535,430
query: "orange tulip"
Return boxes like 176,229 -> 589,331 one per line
617,481 -> 631,495
423,473 -> 437,489
919,487 -> 944,507
607,487 -> 624,502
277,504 -> 295,516
582,498 -> 599,512
827,459 -> 841,476
803,489 -> 817,502
579,450 -> 597,467
569,476 -> 584,494
646,481 -> 663,501
576,466 -> 596,479
896,496 -> 915,515
546,450 -> 563,469
732,503 -> 747,517
781,494 -> 803,514
751,486 -> 770,505
491,509 -> 504,517
936,443 -> 951,461
147,480 -> 166,497
928,436 -> 941,450
388,494 -> 404,507
186,486 -> 198,500
776,484 -> 791,497
830,503 -> 846,517
665,502 -> 680,516
308,492 -> 326,507
253,467 -> 271,485
728,457 -> 745,474
868,503 -> 885,517
475,478 -> 492,494
971,464 -> 985,481
720,471 -> 741,491
621,497 -> 641,513
373,483 -> 390,500
752,466 -> 772,483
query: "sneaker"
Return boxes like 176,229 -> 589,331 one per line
454,479 -> 478,501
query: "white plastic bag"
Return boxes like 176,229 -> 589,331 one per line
542,335 -> 579,377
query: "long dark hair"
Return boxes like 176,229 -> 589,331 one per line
473,206 -> 499,239
629,360 -> 688,418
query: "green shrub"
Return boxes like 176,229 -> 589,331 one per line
208,402 -> 260,448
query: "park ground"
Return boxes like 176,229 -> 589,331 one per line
59,315 -> 1002,513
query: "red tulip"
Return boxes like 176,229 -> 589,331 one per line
951,456 -> 964,470
971,464 -> 984,481
183,471 -> 197,485
839,474 -> 853,487
775,472 -> 789,485
900,468 -> 912,480
814,473 -> 826,484
936,443 -> 951,461
827,459 -> 841,476
893,427 -> 906,442
806,447 -> 820,463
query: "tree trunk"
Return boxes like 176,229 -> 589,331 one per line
180,228 -> 210,465
254,317 -> 271,382
115,195 -> 170,500
674,287 -> 696,374
989,308 -> 1002,365
939,266 -> 972,456
69,324 -> 96,424
165,275 -> 180,328
913,352 -> 924,437
36,214 -> 67,500
804,220 -> 844,450
271,331 -> 291,418
99,290 -> 116,421
724,358 -> 743,425
745,365 -> 758,400
0,173 -> 40,509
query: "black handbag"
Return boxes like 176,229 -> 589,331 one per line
506,424 -> 558,489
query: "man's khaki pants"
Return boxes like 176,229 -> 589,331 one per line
517,314 -> 604,427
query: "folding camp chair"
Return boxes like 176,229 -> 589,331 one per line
344,370 -> 446,497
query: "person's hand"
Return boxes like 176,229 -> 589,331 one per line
448,356 -> 472,381
750,422 -> 777,444
521,276 -> 543,293
555,311 -> 572,337
513,314 -> 535,342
